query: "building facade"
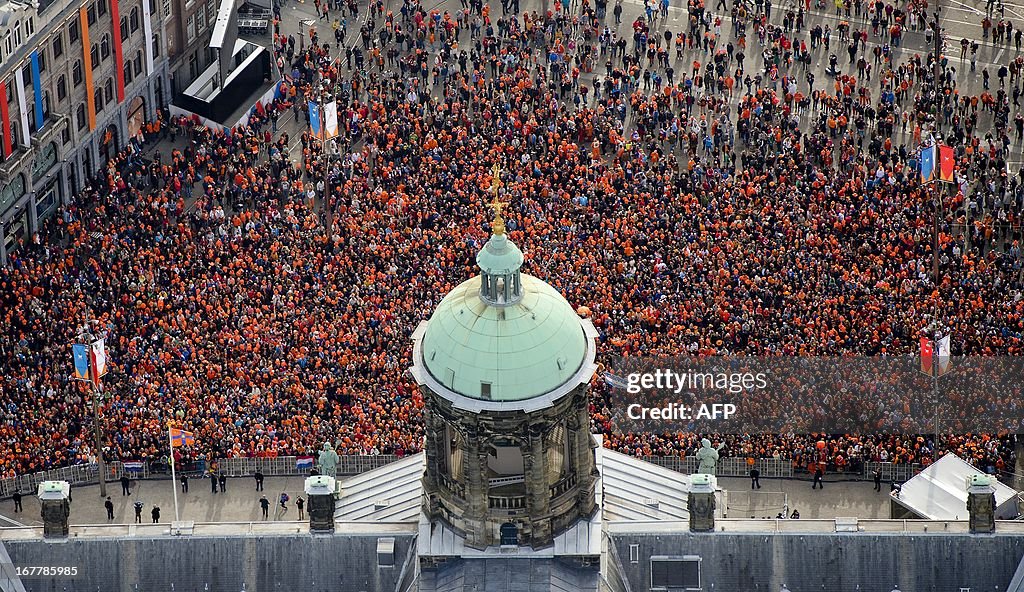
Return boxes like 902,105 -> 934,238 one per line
165,0 -> 218,96
0,0 -> 171,264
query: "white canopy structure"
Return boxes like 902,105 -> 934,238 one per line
890,453 -> 1020,520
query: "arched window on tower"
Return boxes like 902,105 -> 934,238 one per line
446,425 -> 463,481
546,421 -> 568,482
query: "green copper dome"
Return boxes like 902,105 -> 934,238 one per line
418,273 -> 588,402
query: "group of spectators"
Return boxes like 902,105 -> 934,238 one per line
1,0 -> 1022,481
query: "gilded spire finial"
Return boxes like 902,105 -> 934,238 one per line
488,162 -> 507,236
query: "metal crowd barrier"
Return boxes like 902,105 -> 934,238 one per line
863,461 -> 924,483
0,462 -> 123,498
211,455 -> 401,478
0,456 -> 947,499
642,456 -> 795,478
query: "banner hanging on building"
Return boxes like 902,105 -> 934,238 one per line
30,51 -> 43,132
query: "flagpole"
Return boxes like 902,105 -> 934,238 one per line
169,427 -> 179,522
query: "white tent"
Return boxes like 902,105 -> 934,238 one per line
890,453 -> 1020,520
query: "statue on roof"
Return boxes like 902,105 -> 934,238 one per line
695,438 -> 725,475
318,442 -> 340,479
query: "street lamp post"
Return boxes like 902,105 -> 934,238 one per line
77,320 -> 108,497
92,381 -> 107,497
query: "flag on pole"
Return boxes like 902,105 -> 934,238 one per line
920,144 -> 937,184
323,101 -> 339,139
920,336 -> 934,376
936,335 -> 951,377
73,344 -> 91,380
169,428 -> 195,447
123,461 -> 145,472
296,456 -> 314,470
308,100 -> 322,140
90,339 -> 107,384
938,145 -> 955,183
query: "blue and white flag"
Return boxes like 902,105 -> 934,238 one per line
308,101 -> 322,140
73,344 -> 90,381
920,143 -> 936,184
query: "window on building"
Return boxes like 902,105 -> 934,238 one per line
188,51 -> 197,79
100,34 -> 110,60
87,4 -> 96,25
123,62 -> 132,85
62,124 -> 70,144
72,60 -> 82,86
104,78 -> 112,103
153,33 -> 160,57
68,20 -> 79,43
10,121 -> 18,147
161,0 -> 170,21
27,105 -> 35,134
90,44 -> 99,68
185,13 -> 195,43
196,5 -> 205,31
57,75 -> 67,100
5,81 -> 12,103
120,16 -> 129,40
4,36 -> 11,61
26,17 -> 33,35
76,104 -> 86,130
21,64 -> 31,90
130,7 -> 140,32
650,557 -> 701,591
13,23 -> 21,46
97,0 -> 106,17
37,50 -> 46,72
52,35 -> 63,58
94,88 -> 102,112
134,51 -> 143,76
207,0 -> 216,26
42,91 -> 50,120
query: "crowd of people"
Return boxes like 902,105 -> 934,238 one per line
2,0 -> 1023,481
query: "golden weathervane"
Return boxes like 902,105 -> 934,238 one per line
488,162 -> 508,236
